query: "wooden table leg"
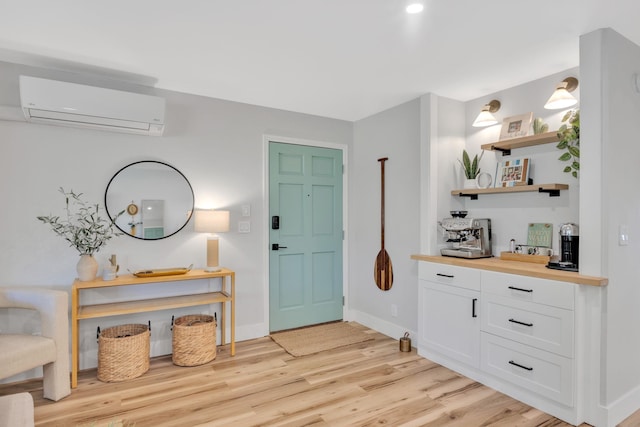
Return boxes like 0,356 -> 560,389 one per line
220,276 -> 226,348
231,272 -> 235,356
71,285 -> 79,388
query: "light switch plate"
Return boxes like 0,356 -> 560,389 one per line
238,221 -> 251,233
241,204 -> 251,217
619,224 -> 629,246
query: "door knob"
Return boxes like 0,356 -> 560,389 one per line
272,243 -> 288,250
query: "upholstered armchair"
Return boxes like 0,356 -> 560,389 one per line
0,288 -> 70,401
0,392 -> 34,427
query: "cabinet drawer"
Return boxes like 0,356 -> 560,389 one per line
481,294 -> 574,357
481,333 -> 573,406
482,271 -> 574,310
419,262 -> 480,291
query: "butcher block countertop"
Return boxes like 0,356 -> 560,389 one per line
411,254 -> 608,287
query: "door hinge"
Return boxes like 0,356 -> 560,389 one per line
342,296 -> 345,306
342,230 -> 345,240
342,164 -> 345,174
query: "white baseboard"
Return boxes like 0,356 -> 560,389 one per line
348,309 -> 417,346
598,383 -> 640,427
234,322 -> 269,342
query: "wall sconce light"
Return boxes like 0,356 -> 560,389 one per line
472,100 -> 501,127
544,77 -> 579,110
194,209 -> 230,272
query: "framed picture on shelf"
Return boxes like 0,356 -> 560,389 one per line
499,112 -> 533,140
527,223 -> 553,248
494,157 -> 530,187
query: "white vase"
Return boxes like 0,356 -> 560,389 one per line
77,255 -> 98,281
475,172 -> 493,189
463,179 -> 476,189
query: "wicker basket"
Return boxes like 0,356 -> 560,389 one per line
97,324 -> 150,382
172,314 -> 216,366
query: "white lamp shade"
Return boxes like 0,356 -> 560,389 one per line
545,85 -> 578,110
194,210 -> 229,272
194,210 -> 230,233
472,110 -> 498,127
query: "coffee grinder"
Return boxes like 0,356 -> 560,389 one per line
547,223 -> 579,272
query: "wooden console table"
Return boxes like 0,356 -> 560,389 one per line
71,268 -> 235,388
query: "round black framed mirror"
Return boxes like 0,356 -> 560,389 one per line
105,160 -> 194,240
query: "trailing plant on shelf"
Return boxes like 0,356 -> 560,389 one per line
556,109 -> 580,178
459,149 -> 484,179
37,188 -> 123,256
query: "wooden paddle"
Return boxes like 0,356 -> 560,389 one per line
374,157 -> 393,291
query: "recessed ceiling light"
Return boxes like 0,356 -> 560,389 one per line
406,3 -> 424,14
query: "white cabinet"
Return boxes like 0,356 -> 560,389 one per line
481,271 -> 575,357
419,281 -> 480,368
481,272 -> 574,310
481,333 -> 574,406
481,293 -> 574,357
417,263 -> 580,424
418,263 -> 480,369
480,271 -> 576,408
419,262 -> 481,291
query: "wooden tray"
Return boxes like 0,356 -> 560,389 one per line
500,252 -> 551,265
132,264 -> 193,278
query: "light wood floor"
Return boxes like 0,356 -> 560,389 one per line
1,323 -> 639,426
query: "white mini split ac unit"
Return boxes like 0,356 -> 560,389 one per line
19,76 -> 166,136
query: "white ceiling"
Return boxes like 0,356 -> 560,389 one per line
1,0 -> 639,121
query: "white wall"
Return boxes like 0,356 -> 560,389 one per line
0,61 -> 352,376
350,99 -> 421,339
580,28 -> 640,425
417,70 -> 581,258
347,68 -> 585,347
426,95 -> 466,254
418,94 -> 474,256
457,69 -> 580,256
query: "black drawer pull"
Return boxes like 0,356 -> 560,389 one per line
436,273 -> 454,278
509,360 -> 533,371
472,298 -> 478,318
508,318 -> 533,327
508,286 -> 533,293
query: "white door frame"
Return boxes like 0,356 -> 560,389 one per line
262,134 -> 349,334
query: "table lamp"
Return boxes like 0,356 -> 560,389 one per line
194,210 -> 230,272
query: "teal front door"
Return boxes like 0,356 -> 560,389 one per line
269,141 -> 343,332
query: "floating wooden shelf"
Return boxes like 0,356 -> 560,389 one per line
481,131 -> 559,156
451,183 -> 569,199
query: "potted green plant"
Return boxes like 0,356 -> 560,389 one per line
459,149 -> 484,188
533,117 -> 549,135
38,188 -> 123,281
556,109 -> 579,178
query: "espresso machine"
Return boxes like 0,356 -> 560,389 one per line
547,223 -> 579,271
440,217 -> 492,259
